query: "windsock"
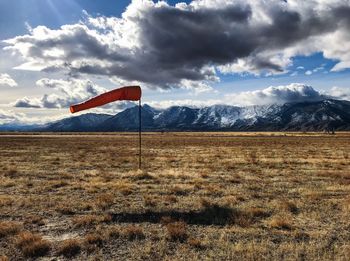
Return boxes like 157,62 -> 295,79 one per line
70,86 -> 141,113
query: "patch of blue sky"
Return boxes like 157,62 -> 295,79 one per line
289,52 -> 337,73
0,0 -> 130,39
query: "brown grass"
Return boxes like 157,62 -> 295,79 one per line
0,132 -> 349,259
57,239 -> 81,257
143,195 -> 157,207
25,215 -> 45,226
0,221 -> 21,238
4,168 -> 19,178
72,214 -> 111,228
269,216 -> 293,230
133,170 -> 155,180
106,226 -> 122,238
84,233 -> 105,247
123,225 -> 145,240
95,193 -> 114,209
14,231 -> 51,257
0,256 -> 9,261
166,221 -> 188,242
278,200 -> 298,214
188,237 -> 207,249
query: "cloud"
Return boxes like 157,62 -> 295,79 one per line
3,0 -> 350,90
13,78 -> 135,111
313,66 -> 324,73
327,86 -> 350,101
13,97 -> 41,108
147,98 -> 221,109
149,83 -> 350,109
14,78 -> 103,108
0,109 -> 25,124
5,83 -> 350,125
0,108 -> 68,125
225,83 -> 327,106
305,70 -> 312,75
0,73 -> 17,87
0,109 -> 44,125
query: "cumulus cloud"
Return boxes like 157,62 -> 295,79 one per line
0,108 -> 68,125
13,78 -> 135,111
0,109 -> 43,125
327,86 -> 350,101
224,83 -> 350,106
14,78 -> 103,108
0,109 -> 25,124
305,70 -> 312,75
225,83 -> 327,106
0,73 -> 17,87
149,83 -> 350,109
3,0 -> 350,90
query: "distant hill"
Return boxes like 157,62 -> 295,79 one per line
36,113 -> 112,132
2,99 -> 350,132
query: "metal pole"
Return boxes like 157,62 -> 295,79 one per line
139,99 -> 141,169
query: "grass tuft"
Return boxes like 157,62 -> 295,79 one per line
123,225 -> 145,240
84,233 -> 104,247
57,239 -> 81,258
96,193 -> 114,209
0,221 -> 21,238
72,214 -> 111,228
269,216 -> 293,230
15,231 -> 51,257
165,221 -> 188,242
279,200 -> 298,214
188,237 -> 206,249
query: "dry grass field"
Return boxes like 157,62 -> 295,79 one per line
0,132 -> 349,260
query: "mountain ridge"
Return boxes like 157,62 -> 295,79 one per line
2,99 -> 350,132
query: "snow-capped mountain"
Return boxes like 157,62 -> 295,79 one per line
3,99 -> 350,132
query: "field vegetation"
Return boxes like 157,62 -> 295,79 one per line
0,132 -> 349,260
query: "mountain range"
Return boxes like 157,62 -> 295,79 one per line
2,99 -> 350,132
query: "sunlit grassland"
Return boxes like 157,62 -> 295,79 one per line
0,132 -> 349,260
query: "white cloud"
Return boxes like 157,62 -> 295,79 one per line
147,99 -> 221,109
13,78 -> 136,112
313,66 -> 324,73
3,83 -> 349,125
0,108 -> 65,125
2,0 -> 350,90
0,109 -> 25,124
150,83 -> 350,109
14,78 -> 105,108
305,70 -> 312,75
0,73 -> 17,87
327,86 -> 350,100
224,83 -> 326,106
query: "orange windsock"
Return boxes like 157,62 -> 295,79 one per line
70,86 -> 141,113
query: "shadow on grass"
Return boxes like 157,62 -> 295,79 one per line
111,205 -> 243,226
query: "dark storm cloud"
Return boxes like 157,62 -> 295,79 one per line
3,1 -> 350,88
140,4 -> 349,71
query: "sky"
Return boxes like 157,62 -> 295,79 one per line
0,0 -> 349,125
